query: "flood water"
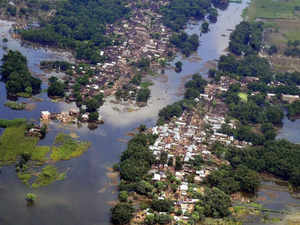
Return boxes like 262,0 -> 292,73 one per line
0,1 -> 299,225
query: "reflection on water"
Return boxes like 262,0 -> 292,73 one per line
1,1 -> 300,224
277,115 -> 300,144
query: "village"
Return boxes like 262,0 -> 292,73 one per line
35,0 -> 177,106
128,71 -> 300,223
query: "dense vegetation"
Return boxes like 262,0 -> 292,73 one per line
111,203 -> 135,225
287,101 -> 300,118
206,165 -> 260,194
170,32 -> 199,57
1,50 -> 41,96
118,133 -> 157,182
218,54 -> 272,82
196,187 -> 232,218
21,0 -> 130,63
161,0 -> 229,31
229,21 -> 263,55
226,140 -> 300,188
47,77 -> 66,98
222,84 -> 284,126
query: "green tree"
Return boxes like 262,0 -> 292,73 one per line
111,203 -> 134,225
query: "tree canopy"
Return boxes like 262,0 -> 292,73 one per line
1,50 -> 41,96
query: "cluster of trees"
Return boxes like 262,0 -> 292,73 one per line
226,140 -> 300,187
144,213 -> 172,225
184,74 -> 208,99
275,71 -> 300,86
218,54 -> 272,82
136,88 -> 151,103
111,203 -> 134,225
284,40 -> 300,57
170,32 -> 199,57
206,165 -> 260,194
248,81 -> 300,96
1,50 -> 41,96
84,94 -> 104,122
287,100 -> 300,119
21,0 -> 130,63
229,21 -> 263,55
118,133 -> 157,182
161,0 -> 228,31
158,74 -> 207,124
222,84 -> 284,126
196,187 -> 231,218
47,77 -> 66,98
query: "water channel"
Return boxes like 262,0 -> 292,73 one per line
0,1 -> 299,224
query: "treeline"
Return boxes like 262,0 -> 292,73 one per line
1,50 -> 41,96
226,140 -> 300,188
40,61 -> 73,71
218,54 -> 300,95
111,133 -> 157,224
229,21 -> 263,55
21,0 -> 130,63
158,74 -> 207,124
161,0 -> 229,31
218,54 -> 272,82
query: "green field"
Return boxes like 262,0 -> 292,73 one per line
244,0 -> 300,21
238,92 -> 248,102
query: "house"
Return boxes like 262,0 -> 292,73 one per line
281,94 -> 300,103
152,173 -> 161,181
41,111 -> 50,120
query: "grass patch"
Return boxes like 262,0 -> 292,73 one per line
0,118 -> 27,128
51,133 -> 91,161
18,172 -> 33,186
31,146 -> 51,162
4,101 -> 25,110
238,92 -> 248,102
0,124 -> 39,163
32,165 -> 66,188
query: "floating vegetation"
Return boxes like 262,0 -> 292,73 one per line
0,119 -> 91,188
4,101 -> 26,110
51,133 -> 91,161
32,165 -> 66,188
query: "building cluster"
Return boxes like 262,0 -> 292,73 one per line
40,109 -> 104,124
63,0 -> 174,102
135,101 -> 251,222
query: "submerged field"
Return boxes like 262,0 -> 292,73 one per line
0,119 -> 90,187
